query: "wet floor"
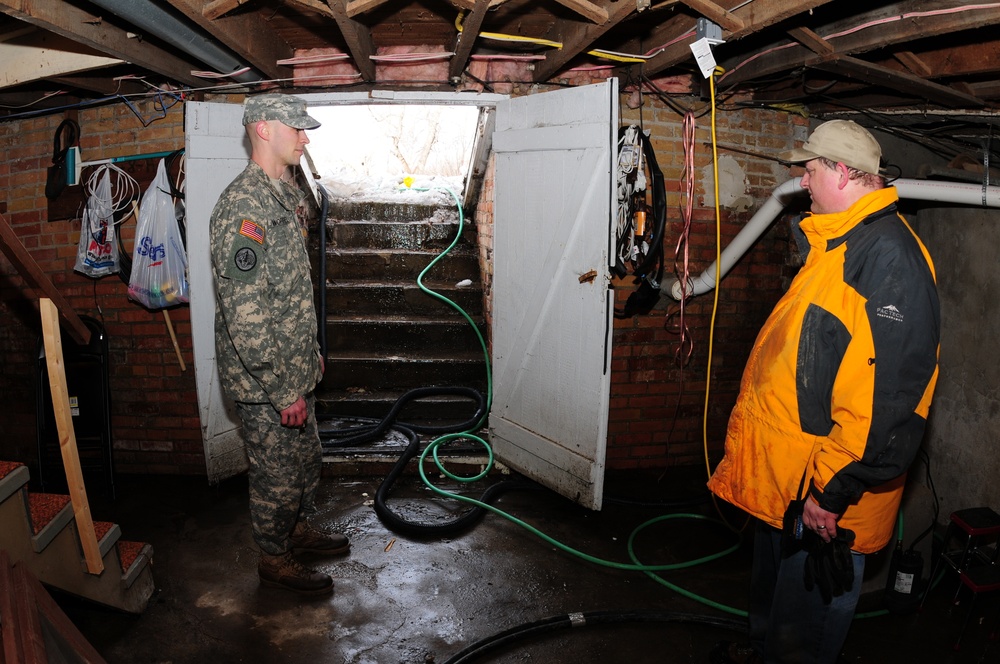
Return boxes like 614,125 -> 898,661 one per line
57,464 -> 1000,663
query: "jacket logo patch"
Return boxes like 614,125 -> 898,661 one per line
239,219 -> 265,244
234,247 -> 257,272
876,304 -> 903,322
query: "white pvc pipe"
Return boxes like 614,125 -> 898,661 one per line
667,177 -> 1000,300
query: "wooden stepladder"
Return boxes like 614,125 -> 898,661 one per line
38,298 -> 103,575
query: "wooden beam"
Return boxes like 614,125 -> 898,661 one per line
812,54 -> 985,108
47,73 -> 149,97
163,0 -> 293,80
0,32 -> 122,89
533,0 -> 635,82
643,0 -> 832,78
0,211 -> 90,345
553,0 -> 609,25
787,26 -> 834,55
323,0 -> 377,82
679,0 -> 743,32
202,0 -> 251,21
39,298 -> 104,576
722,0 -> 1000,87
894,51 -> 933,78
450,0 -> 490,80
0,0 -> 204,87
345,0 -> 392,17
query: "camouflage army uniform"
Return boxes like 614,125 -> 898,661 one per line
210,160 -> 323,556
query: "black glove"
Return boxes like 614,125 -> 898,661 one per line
802,527 -> 856,604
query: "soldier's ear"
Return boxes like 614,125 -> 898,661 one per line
253,120 -> 270,141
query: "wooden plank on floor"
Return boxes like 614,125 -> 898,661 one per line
39,298 -> 104,575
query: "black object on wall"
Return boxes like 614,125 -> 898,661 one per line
36,315 -> 115,500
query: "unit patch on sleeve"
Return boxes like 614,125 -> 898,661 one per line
224,221 -> 266,283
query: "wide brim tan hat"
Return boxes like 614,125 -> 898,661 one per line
778,120 -> 882,175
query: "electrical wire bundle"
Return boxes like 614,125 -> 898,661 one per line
613,124 -> 667,319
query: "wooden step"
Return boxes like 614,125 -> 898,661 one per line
0,460 -> 28,503
327,315 -> 487,354
329,219 -> 475,251
317,389 -> 487,426
325,247 -> 480,282
327,281 -> 483,316
321,352 -> 488,392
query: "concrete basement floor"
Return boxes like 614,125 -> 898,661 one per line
56,464 -> 1000,664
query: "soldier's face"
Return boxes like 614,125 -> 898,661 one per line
270,121 -> 310,168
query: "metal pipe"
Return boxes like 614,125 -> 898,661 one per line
87,0 -> 262,83
667,177 -> 1000,300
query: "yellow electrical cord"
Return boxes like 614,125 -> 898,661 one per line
702,65 -> 725,483
454,11 -> 648,63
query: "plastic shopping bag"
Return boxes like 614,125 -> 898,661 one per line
74,167 -> 119,278
128,158 -> 189,309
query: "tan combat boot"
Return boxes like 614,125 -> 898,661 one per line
290,521 -> 351,556
258,552 -> 333,595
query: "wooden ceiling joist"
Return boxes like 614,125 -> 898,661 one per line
722,0 -> 1000,87
164,0 -> 293,80
787,26 -> 834,55
323,0 -> 377,82
553,0 -> 609,25
0,0 -> 203,86
533,0 -> 635,82
812,54 -> 986,108
643,0 -> 833,79
450,0 -> 490,80
345,0 -> 392,18
201,0 -> 251,21
679,0 -> 743,32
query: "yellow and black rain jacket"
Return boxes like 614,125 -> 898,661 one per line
708,186 -> 940,554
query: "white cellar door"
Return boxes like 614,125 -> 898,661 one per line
185,101 -> 250,483
490,80 -> 618,510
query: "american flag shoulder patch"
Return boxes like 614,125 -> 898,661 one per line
239,219 -> 265,244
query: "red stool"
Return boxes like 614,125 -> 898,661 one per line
953,564 -> 1000,650
920,507 -> 1000,612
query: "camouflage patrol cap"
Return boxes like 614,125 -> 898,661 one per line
242,94 -> 320,130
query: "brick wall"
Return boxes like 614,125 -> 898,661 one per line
606,100 -> 807,470
0,98 -> 203,476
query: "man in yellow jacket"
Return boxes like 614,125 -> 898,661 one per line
709,120 -> 940,664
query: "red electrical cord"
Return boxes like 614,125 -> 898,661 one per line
668,111 -> 697,367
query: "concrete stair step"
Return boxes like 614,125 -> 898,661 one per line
326,315 -> 486,354
325,248 -> 480,282
327,282 -> 483,316
327,200 -> 460,224
329,219 -> 475,251
321,353 -> 488,392
317,389 -> 487,427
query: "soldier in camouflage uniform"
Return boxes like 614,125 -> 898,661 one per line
210,94 -> 348,596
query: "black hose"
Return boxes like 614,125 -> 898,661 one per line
441,609 -> 746,664
319,386 -> 528,538
317,183 -> 329,358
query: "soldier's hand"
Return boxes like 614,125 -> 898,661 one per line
280,396 -> 308,428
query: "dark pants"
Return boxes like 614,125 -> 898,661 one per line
237,396 -> 321,556
749,521 -> 865,664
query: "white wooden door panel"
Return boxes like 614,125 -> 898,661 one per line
490,80 -> 617,510
185,101 -> 250,483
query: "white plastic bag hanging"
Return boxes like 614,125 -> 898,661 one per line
74,167 -> 119,278
128,158 -> 189,309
